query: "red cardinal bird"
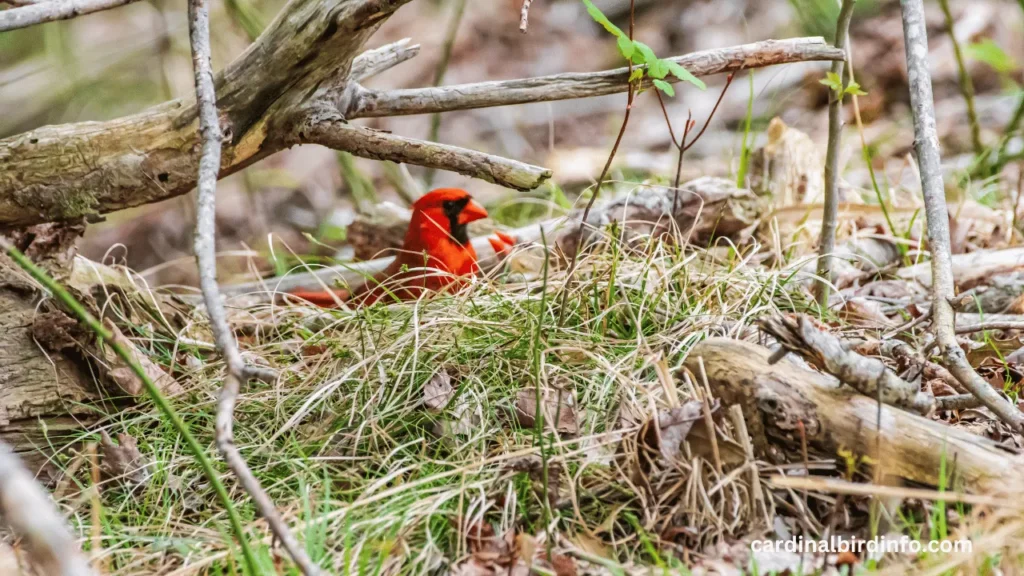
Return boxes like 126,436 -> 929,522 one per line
288,188 -> 516,307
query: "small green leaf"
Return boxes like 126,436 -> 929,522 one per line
819,71 -> 843,92
581,0 -> 627,39
843,81 -> 867,97
632,41 -> 658,66
628,68 -> 644,83
665,61 -> 706,90
967,39 -> 1018,74
648,58 -> 669,80
653,79 -> 674,96
616,35 -> 635,60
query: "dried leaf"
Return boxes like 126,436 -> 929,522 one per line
686,424 -> 748,466
102,319 -> 182,397
639,401 -> 704,462
423,369 -> 455,412
569,532 -> 612,559
515,387 -> 578,435
100,431 -> 152,488
506,455 -> 564,507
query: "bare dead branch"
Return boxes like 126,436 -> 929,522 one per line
758,314 -> 934,413
347,37 -> 846,118
299,118 -> 552,191
0,0 -> 141,32
349,38 -> 421,82
900,0 -> 1024,431
0,443 -> 96,576
187,0 -> 319,572
815,0 -> 856,306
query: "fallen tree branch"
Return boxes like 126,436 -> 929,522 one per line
0,443 -> 95,576
299,118 -> 551,191
899,0 -> 1024,431
347,37 -> 845,118
686,338 -> 1024,493
758,314 -> 934,413
187,0 -> 318,572
0,0 -> 140,32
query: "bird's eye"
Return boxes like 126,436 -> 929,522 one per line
443,200 -> 454,211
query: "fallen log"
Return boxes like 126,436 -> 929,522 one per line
684,337 -> 1024,493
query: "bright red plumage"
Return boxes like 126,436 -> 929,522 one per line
288,188 -> 515,307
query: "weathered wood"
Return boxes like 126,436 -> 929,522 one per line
348,38 -> 846,118
685,338 -> 1024,493
0,0 -> 411,229
301,120 -> 552,191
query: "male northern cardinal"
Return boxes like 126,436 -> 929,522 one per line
288,188 -> 516,307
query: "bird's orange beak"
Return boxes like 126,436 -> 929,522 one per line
458,199 -> 488,225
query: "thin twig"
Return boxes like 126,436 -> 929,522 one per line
667,73 -> 735,208
899,0 -> 1024,431
519,0 -> 533,32
954,321 -> 1024,334
815,0 -> 856,306
556,0 -> 637,326
0,442 -> 95,576
187,0 -> 321,572
424,0 -> 468,187
0,0 -> 142,32
938,0 -> 983,156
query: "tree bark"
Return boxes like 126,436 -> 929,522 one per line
686,338 -> 1024,493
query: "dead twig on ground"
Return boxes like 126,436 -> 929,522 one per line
186,0 -> 319,572
758,314 -> 934,412
899,0 -> 1024,431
